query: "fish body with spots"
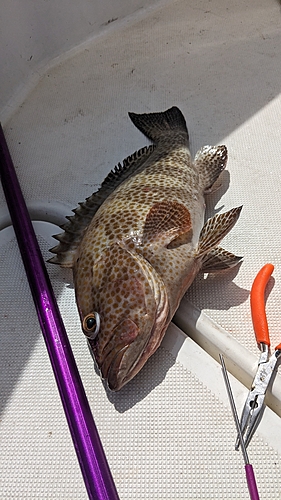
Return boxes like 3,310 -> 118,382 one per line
49,107 -> 242,390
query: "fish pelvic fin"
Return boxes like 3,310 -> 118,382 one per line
201,247 -> 243,272
196,206 -> 242,258
128,106 -> 189,144
194,145 -> 228,193
48,144 -> 155,267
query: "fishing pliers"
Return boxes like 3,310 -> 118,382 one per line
236,263 -> 281,449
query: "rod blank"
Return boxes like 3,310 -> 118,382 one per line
0,124 -> 120,500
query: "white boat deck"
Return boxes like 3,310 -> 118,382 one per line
1,1 -> 281,498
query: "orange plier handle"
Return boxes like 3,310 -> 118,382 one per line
250,263 -> 281,351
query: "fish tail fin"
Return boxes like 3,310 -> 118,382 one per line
128,106 -> 188,143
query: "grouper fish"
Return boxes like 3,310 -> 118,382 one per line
49,106 -> 242,391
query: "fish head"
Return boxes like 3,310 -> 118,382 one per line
75,242 -> 169,391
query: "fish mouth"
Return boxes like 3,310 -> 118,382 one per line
87,244 -> 170,390
95,318 -> 141,390
96,273 -> 169,391
105,309 -> 169,391
106,345 -> 131,391
100,339 -> 146,392
87,336 -> 131,391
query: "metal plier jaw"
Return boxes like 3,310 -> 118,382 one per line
236,343 -> 281,450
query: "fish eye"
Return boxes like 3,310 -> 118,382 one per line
82,312 -> 100,340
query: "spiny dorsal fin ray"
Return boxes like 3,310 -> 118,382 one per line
48,144 -> 155,267
194,145 -> 228,193
129,106 -> 189,144
201,247 -> 243,272
196,206 -> 242,257
101,144 -> 155,192
142,201 -> 192,248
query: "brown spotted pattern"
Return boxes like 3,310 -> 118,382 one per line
50,107 -> 241,390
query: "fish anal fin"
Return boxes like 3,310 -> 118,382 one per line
143,201 -> 192,248
194,145 -> 228,193
197,206 -> 242,257
201,247 -> 243,272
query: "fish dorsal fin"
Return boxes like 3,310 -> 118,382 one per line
196,206 -> 242,258
48,145 -> 155,267
142,201 -> 192,248
194,145 -> 228,193
101,144 -> 155,192
201,246 -> 242,272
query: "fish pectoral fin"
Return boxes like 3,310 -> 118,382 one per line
201,247 -> 243,272
194,145 -> 228,193
142,201 -> 193,248
196,206 -> 242,257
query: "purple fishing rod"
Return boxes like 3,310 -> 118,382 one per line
0,124 -> 120,500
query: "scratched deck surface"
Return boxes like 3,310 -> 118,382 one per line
1,1 -> 281,498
